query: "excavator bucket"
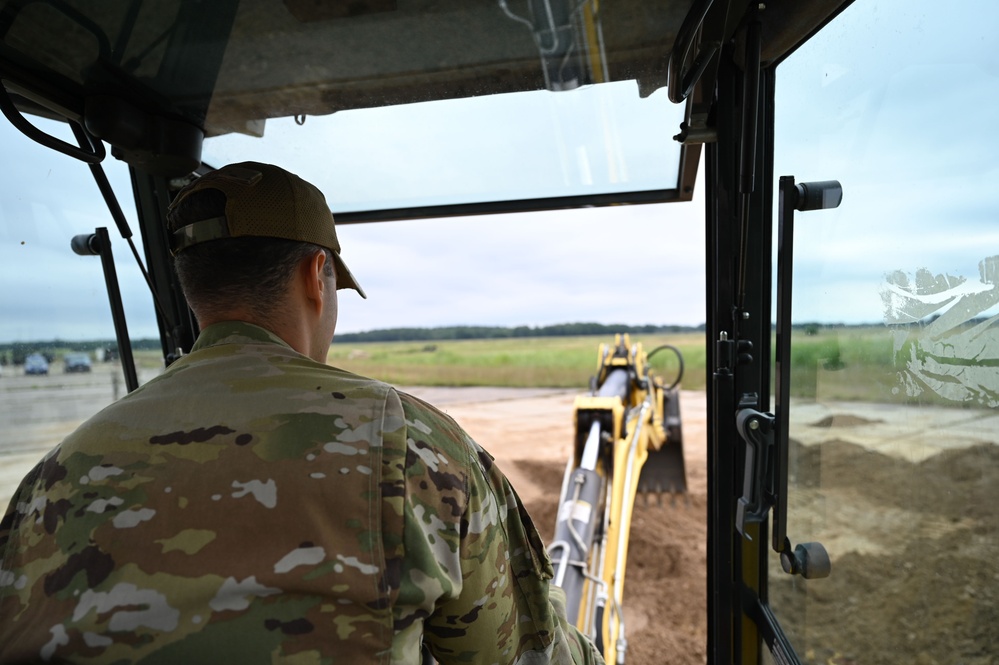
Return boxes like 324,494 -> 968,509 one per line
638,386 -> 687,497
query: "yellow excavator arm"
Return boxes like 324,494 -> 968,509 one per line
549,334 -> 686,663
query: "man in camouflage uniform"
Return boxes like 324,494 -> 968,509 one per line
0,162 -> 603,664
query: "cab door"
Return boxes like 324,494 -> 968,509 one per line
708,2 -> 999,663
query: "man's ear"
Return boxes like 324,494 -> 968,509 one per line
301,250 -> 327,313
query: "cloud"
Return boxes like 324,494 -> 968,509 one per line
1,109 -> 704,344
335,198 -> 707,332
0,121 -> 157,342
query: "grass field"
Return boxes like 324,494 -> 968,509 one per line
325,326 -> 931,405
327,333 -> 706,390
782,326 -> 897,402
124,325 -> 936,405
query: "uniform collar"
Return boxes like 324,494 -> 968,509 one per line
191,321 -> 293,352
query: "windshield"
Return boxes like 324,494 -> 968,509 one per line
768,1 -> 999,663
197,105 -> 706,335
203,84 -> 684,212
0,117 -> 161,508
0,0 -> 693,210
0,87 -> 706,512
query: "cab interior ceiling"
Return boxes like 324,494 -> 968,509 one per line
0,0 -> 848,187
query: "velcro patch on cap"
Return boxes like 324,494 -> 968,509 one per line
171,216 -> 230,255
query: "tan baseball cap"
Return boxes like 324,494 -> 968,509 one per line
168,161 -> 366,298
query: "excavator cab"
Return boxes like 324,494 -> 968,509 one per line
1,0 -> 997,664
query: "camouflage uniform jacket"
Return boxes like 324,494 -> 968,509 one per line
0,322 -> 603,664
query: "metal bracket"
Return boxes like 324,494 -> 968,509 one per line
71,228 -> 139,393
735,407 -> 774,538
735,406 -> 831,579
0,82 -> 105,164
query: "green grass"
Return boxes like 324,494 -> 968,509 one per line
779,327 -> 895,401
774,326 -> 982,406
327,333 -> 708,390
327,326 -> 960,406
129,325 -> 970,406
133,350 -> 167,370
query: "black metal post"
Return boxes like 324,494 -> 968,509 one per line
94,227 -> 140,393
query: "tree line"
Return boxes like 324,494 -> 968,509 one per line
331,322 -> 705,344
0,324 -> 707,364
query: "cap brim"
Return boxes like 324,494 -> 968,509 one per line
334,253 -> 367,299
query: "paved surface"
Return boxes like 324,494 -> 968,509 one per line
3,367 -> 994,509
0,364 -> 160,507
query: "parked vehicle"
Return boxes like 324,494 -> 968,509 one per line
63,353 -> 92,373
23,354 -> 49,376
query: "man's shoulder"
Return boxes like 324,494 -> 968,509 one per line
164,337 -> 395,398
395,390 -> 461,435
393,390 -> 488,469
313,363 -> 395,399
73,351 -> 400,444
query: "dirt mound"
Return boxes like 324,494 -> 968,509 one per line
774,441 -> 999,665
809,414 -> 883,428
511,430 -> 998,665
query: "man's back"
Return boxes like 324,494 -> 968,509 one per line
1,322 -> 407,661
1,322 -> 595,663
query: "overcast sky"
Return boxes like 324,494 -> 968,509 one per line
0,116 -> 707,343
1,0 -> 996,344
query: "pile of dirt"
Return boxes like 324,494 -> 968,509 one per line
808,414 -> 883,428
772,440 -> 999,665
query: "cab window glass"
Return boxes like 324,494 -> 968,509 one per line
771,2 -> 999,662
0,119 -> 157,509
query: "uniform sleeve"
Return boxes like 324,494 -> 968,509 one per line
391,392 -> 604,665
0,459 -> 46,658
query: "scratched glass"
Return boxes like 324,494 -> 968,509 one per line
202,83 -> 685,214
0,118 -> 160,511
769,2 -> 999,663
